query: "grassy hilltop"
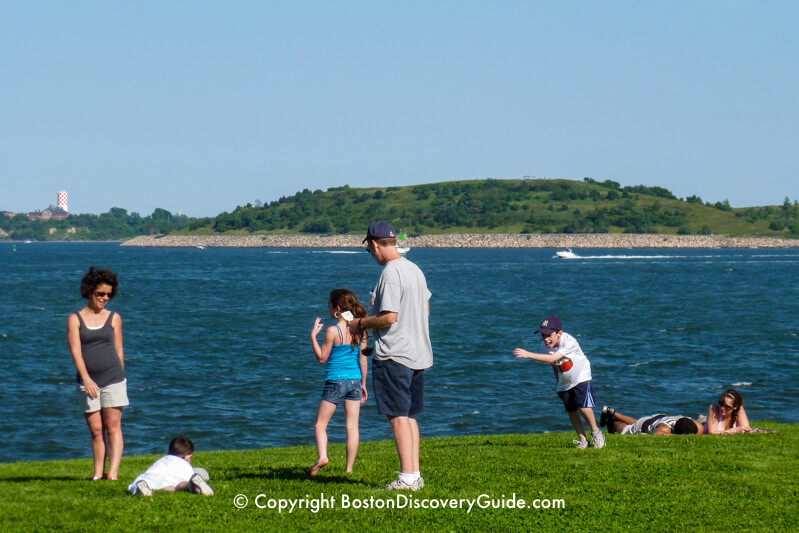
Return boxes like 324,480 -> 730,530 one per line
200,178 -> 799,239
1,424 -> 795,532
3,178 -> 798,241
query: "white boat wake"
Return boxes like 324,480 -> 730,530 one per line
309,250 -> 361,254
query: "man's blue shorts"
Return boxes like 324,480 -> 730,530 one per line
558,380 -> 595,412
372,358 -> 424,417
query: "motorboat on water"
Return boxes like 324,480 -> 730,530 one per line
397,229 -> 410,255
556,249 -> 578,259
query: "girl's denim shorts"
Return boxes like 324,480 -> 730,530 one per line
321,379 -> 363,404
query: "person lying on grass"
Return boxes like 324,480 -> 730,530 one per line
599,407 -> 703,435
128,436 -> 214,496
704,389 -> 751,434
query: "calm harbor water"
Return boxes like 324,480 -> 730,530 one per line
0,242 -> 797,463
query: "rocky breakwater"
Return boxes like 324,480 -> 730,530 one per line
121,233 -> 798,248
121,234 -> 364,248
408,233 -> 798,248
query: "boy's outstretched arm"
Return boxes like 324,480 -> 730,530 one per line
513,348 -> 562,363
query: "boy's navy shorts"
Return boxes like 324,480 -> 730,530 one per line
372,358 -> 424,416
558,380 -> 595,412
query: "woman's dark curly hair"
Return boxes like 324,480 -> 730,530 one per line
80,267 -> 119,300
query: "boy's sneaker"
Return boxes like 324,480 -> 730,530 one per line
573,438 -> 589,449
599,405 -> 615,427
592,429 -> 606,449
190,473 -> 215,496
386,476 -> 421,491
135,480 -> 153,496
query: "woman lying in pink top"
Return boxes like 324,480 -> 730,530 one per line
705,389 -> 751,434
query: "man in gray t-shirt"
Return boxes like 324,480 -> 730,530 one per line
349,221 -> 432,491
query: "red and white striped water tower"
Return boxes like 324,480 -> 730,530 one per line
57,190 -> 69,212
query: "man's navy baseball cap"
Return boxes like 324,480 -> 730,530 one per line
362,221 -> 397,243
535,316 -> 562,334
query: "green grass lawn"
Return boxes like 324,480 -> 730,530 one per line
1,423 -> 795,532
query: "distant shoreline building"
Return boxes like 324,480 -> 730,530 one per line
2,190 -> 70,221
27,206 -> 69,221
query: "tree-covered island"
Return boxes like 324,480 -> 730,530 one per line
3,178 -> 798,241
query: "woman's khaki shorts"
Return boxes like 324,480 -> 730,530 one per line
78,379 -> 129,413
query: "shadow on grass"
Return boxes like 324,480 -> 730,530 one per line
0,476 -> 88,483
429,437 -> 569,449
221,466 -> 383,488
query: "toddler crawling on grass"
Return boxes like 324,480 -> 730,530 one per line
128,436 -> 214,496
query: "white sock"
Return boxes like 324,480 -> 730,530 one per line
399,472 -> 418,484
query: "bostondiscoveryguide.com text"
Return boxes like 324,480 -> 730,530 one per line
232,493 -> 565,513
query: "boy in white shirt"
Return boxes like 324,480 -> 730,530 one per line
128,436 -> 214,496
513,316 -> 605,449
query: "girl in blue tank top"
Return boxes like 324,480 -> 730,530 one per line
307,289 -> 369,476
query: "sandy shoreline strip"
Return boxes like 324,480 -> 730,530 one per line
121,233 -> 798,248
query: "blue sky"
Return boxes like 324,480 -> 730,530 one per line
1,1 -> 797,217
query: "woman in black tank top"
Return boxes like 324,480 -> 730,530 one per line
67,267 -> 127,481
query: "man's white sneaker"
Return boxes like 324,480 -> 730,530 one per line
386,476 -> 420,491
